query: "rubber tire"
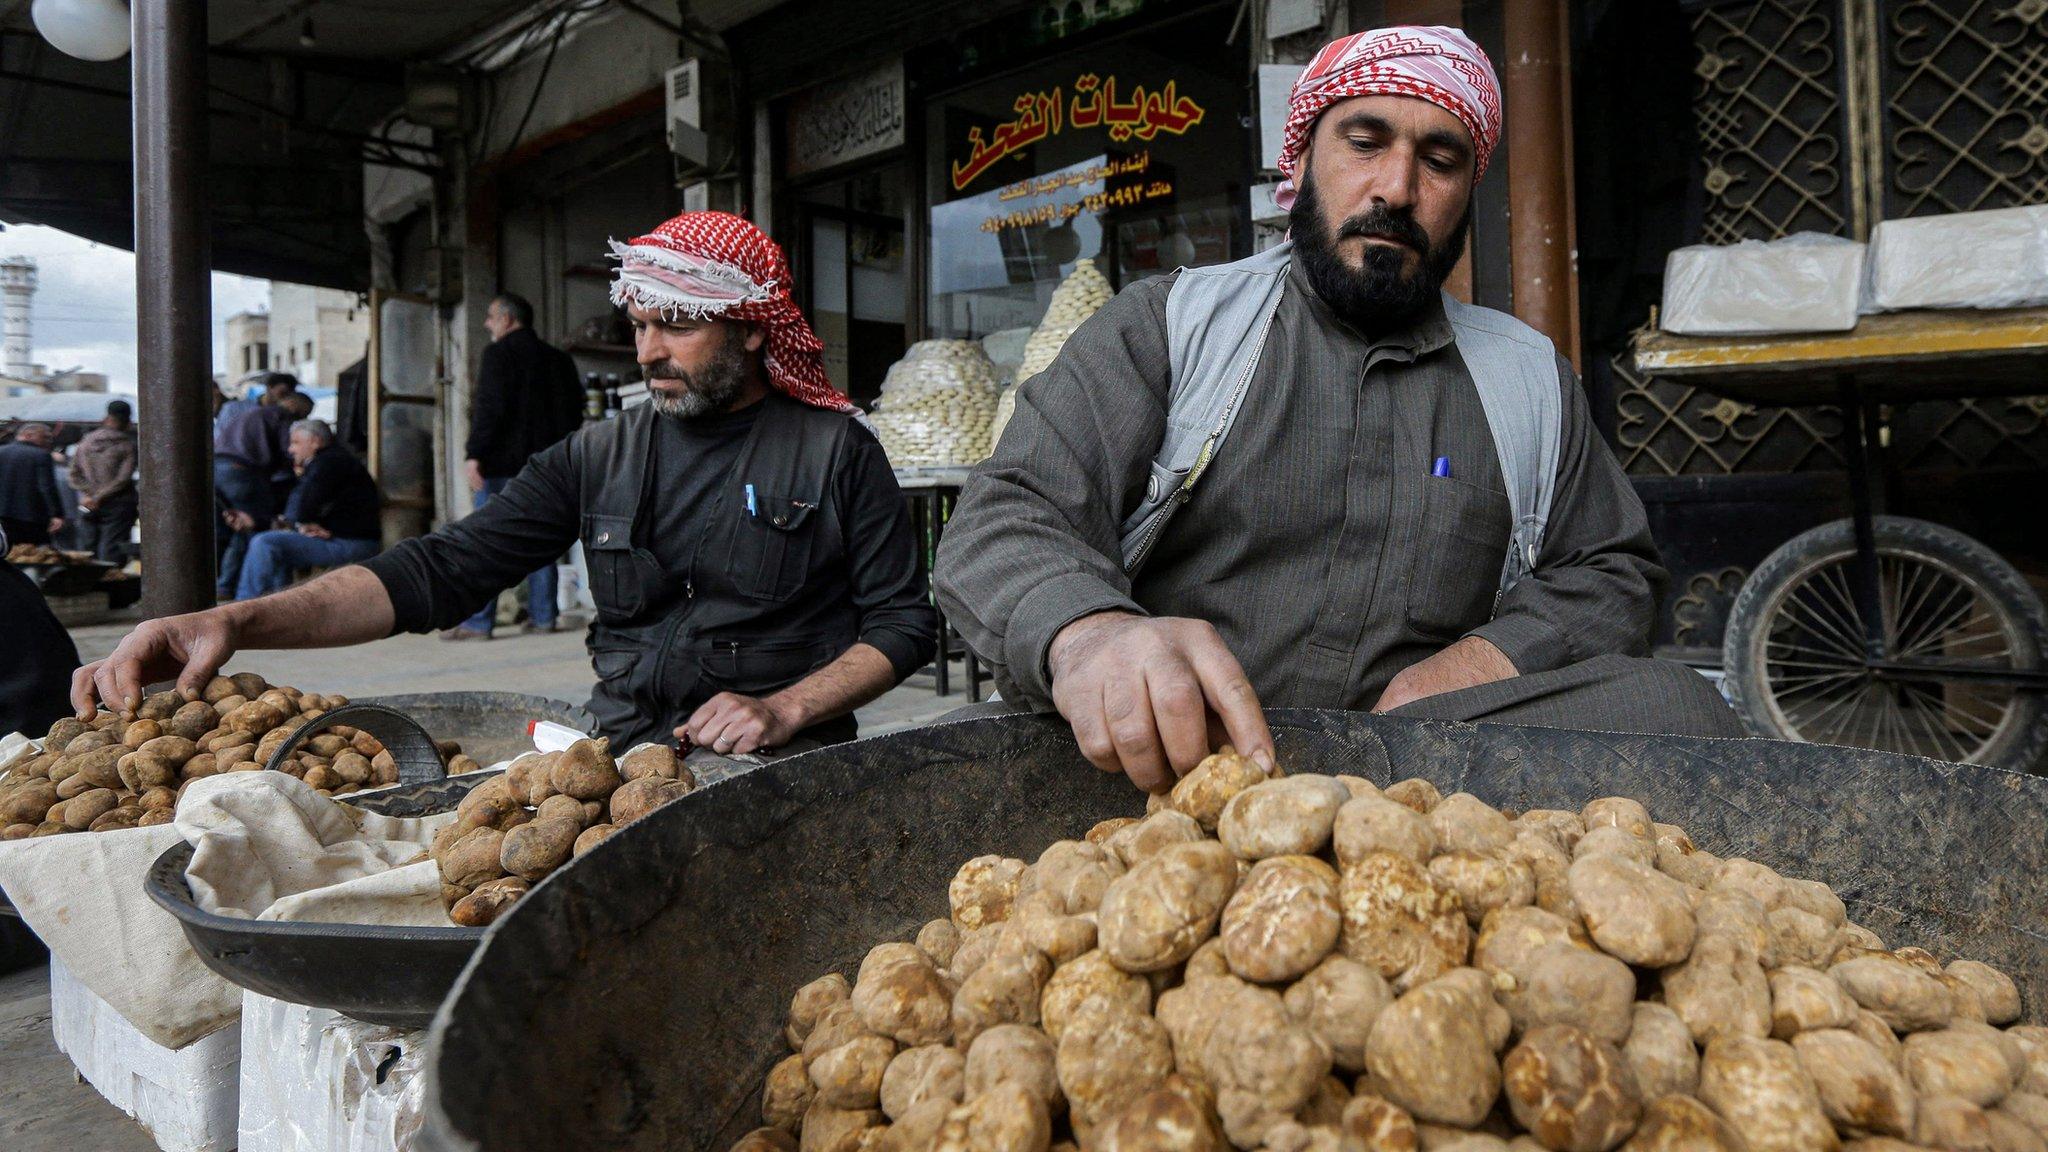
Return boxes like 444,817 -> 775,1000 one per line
1723,515 -> 2048,772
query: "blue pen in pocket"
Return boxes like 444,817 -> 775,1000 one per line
745,483 -> 758,517
1432,456 -> 1452,478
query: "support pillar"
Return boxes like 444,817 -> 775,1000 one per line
133,0 -> 215,616
1502,0 -> 1580,368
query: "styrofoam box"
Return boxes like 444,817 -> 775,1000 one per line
49,958 -> 241,1152
1661,233 -> 1867,335
237,991 -> 428,1152
1866,205 -> 2048,312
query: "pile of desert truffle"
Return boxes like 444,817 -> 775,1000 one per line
431,737 -> 694,926
1,672 -> 474,837
738,750 -> 2045,1152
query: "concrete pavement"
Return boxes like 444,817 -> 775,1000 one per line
66,612 -> 973,737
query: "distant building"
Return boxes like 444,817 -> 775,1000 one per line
268,283 -> 368,390
224,309 -> 271,378
1,255 -> 109,397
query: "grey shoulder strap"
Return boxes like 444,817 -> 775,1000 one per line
1440,291 -> 1563,596
1118,242 -> 1292,572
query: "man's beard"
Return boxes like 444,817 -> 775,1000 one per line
1289,170 -> 1471,334
644,326 -> 752,419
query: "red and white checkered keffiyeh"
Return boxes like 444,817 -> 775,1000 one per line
1275,25 -> 1502,211
609,211 -> 852,412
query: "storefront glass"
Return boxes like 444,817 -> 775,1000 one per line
923,3 -> 1248,341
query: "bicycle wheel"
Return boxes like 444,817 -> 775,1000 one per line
1723,516 -> 2048,770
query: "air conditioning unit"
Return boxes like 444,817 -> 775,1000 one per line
666,57 -> 730,174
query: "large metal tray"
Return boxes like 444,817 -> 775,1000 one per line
141,698 -> 555,1028
413,709 -> 2048,1152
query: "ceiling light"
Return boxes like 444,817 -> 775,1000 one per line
30,0 -> 131,62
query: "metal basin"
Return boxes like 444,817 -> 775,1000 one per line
360,692 -> 594,768
416,710 -> 2048,1152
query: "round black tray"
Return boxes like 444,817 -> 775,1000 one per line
142,700 -> 548,1029
414,709 -> 2048,1152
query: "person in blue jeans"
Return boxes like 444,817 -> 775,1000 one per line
234,419 -> 382,601
445,292 -> 583,639
216,391 -> 312,597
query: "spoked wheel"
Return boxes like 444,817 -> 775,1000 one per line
1723,516 -> 2048,770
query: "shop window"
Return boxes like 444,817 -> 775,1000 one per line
796,165 -> 910,405
924,3 -> 1247,341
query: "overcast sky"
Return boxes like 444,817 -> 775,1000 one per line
0,222 -> 272,393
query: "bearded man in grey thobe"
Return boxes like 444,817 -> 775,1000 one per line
933,26 -> 1741,792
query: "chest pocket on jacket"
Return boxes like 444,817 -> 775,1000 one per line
1408,476 -> 1513,638
727,493 -> 819,602
584,513 -> 670,624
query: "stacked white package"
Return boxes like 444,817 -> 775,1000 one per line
49,958 -> 241,1152
869,340 -> 1001,468
1865,205 -> 2048,312
236,991 -> 429,1152
1660,233 -> 1866,335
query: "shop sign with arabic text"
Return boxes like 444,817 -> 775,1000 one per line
949,73 -> 1204,192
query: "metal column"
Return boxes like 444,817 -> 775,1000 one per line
133,0 -> 214,617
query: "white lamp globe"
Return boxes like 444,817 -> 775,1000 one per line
31,0 -> 132,63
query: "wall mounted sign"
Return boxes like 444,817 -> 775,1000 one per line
787,61 -> 905,178
949,73 -> 1206,192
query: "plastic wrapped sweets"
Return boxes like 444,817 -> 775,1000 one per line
1865,205 -> 2048,312
1660,233 -> 1866,336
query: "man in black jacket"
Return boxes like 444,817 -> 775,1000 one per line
71,212 -> 936,754
0,423 -> 65,546
230,419 -> 382,600
447,292 -> 584,639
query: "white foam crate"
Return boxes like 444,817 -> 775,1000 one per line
49,958 -> 240,1152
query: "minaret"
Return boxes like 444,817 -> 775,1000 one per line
0,256 -> 35,381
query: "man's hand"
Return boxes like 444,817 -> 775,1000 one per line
223,509 -> 256,533
298,523 -> 332,540
73,608 -> 242,717
463,459 -> 486,494
79,495 -> 98,513
1047,611 -> 1275,793
678,692 -> 801,756
47,517 -> 63,535
1372,635 -> 1518,713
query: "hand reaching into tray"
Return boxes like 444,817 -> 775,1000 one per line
72,567 -> 398,716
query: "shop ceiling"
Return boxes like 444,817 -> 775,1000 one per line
0,0 -> 781,289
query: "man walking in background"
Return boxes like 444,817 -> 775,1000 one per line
215,390 -> 314,597
69,399 -> 138,565
445,291 -> 584,640
216,370 -> 299,431
0,423 -> 65,547
232,418 -> 382,600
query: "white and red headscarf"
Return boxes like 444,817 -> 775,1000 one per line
1275,25 -> 1502,210
609,211 -> 853,413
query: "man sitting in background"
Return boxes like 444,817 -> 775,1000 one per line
216,391 -> 314,598
232,419 -> 381,600
69,400 -> 138,565
0,423 -> 65,546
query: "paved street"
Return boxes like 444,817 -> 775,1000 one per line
66,609 -> 973,739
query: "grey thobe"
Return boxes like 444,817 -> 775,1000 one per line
933,260 -> 1741,739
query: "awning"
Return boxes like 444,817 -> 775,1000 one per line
0,1 -> 606,288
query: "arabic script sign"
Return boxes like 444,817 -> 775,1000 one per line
949,73 -> 1205,192
788,61 -> 906,178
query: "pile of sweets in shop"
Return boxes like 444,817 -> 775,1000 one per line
870,341 -> 1003,469
988,261 -> 1114,451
